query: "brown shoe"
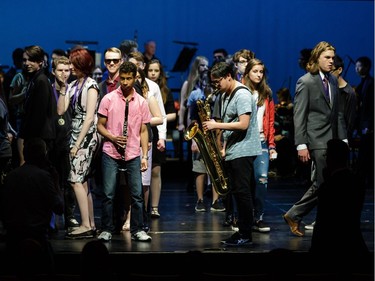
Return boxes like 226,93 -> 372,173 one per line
283,214 -> 304,237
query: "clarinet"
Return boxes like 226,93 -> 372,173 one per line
120,118 -> 128,161
118,100 -> 129,171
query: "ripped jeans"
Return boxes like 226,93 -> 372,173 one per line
253,140 -> 270,222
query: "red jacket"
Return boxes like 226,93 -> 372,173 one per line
262,97 -> 276,149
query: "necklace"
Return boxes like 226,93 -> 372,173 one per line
53,83 -> 66,126
72,77 -> 88,108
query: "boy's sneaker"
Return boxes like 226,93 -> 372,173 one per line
210,199 -> 226,212
221,232 -> 252,246
98,231 -> 112,241
231,222 -> 239,232
252,220 -> 271,233
131,230 -> 152,242
195,199 -> 206,212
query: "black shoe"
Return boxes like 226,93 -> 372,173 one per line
231,218 -> 239,231
210,199 -> 226,212
252,220 -> 271,233
65,218 -> 79,228
65,227 -> 95,240
221,232 -> 252,246
223,215 -> 233,227
195,199 -> 206,212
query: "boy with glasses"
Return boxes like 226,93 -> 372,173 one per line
232,49 -> 255,82
203,62 -> 261,246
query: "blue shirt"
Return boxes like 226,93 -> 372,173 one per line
221,86 -> 261,160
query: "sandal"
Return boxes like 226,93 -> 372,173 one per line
151,207 -> 160,218
65,226 -> 94,239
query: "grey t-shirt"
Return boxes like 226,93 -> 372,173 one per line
220,86 -> 262,161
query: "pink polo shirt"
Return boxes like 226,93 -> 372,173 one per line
98,87 -> 151,161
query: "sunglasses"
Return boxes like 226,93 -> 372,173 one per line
105,59 -> 121,64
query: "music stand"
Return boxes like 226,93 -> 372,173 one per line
171,47 -> 197,72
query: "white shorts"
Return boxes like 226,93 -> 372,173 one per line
141,145 -> 152,186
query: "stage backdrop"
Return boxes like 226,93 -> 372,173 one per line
0,0 -> 373,99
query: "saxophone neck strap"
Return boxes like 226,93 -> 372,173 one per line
220,86 -> 248,121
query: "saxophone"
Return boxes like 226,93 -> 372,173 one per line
184,93 -> 229,196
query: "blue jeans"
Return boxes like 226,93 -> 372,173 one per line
100,153 -> 144,234
253,140 -> 269,221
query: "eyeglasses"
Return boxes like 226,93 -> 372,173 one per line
211,77 -> 223,85
105,59 -> 121,64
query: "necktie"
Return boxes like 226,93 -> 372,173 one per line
322,76 -> 330,102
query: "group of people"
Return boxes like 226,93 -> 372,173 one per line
178,47 -> 279,244
0,39 -> 372,256
0,39 -> 179,261
178,41 -> 372,247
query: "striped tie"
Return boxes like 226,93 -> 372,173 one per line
322,76 -> 330,102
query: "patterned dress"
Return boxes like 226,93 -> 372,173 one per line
67,77 -> 100,183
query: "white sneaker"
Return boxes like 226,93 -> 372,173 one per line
231,225 -> 239,232
98,231 -> 112,241
304,221 -> 316,230
131,230 -> 152,242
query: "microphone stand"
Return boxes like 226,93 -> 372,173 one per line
344,55 -> 356,79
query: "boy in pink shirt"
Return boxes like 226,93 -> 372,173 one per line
97,61 -> 152,242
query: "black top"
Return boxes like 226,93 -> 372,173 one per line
18,69 -> 56,142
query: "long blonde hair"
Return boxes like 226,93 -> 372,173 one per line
306,41 -> 335,74
185,56 -> 209,100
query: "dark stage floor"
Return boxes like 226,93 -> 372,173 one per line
0,160 -> 374,280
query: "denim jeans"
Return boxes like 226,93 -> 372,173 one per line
253,140 -> 269,221
100,153 -> 144,234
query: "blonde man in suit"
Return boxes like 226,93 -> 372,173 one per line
283,41 -> 347,237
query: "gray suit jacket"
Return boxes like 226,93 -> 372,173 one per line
293,72 -> 347,150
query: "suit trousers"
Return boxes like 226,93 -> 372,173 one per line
286,149 -> 327,222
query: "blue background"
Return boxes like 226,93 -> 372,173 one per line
0,0 -> 373,99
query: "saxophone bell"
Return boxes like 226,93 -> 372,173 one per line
184,120 -> 229,196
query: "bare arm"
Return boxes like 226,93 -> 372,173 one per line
202,113 -> 250,131
57,80 -> 70,115
178,81 -> 188,131
148,95 -> 163,126
166,112 -> 176,122
140,123 -> 149,171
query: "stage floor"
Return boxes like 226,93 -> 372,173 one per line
0,160 -> 374,279
47,177 -> 374,254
